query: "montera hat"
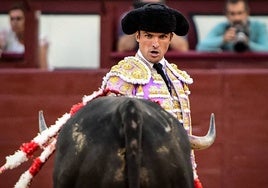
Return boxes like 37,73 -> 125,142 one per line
121,3 -> 189,36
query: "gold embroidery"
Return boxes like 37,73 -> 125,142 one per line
152,73 -> 163,81
109,76 -> 120,84
169,63 -> 193,84
119,83 -> 132,93
110,57 -> 150,83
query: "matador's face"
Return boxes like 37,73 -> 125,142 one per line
136,30 -> 172,64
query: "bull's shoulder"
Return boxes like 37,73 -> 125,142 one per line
167,63 -> 193,84
109,56 -> 151,84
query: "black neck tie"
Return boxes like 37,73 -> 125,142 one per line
153,63 -> 171,93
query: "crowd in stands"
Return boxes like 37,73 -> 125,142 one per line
0,3 -> 49,68
1,0 -> 268,69
117,0 -> 268,53
196,0 -> 268,52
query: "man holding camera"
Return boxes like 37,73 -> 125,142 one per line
196,0 -> 268,52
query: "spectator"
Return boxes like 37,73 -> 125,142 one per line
117,0 -> 189,52
0,4 -> 25,54
196,0 -> 268,52
102,3 -> 203,188
0,3 -> 49,68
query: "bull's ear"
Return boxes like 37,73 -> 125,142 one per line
39,110 -> 48,132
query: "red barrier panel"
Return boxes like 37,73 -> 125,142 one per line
0,68 -> 268,188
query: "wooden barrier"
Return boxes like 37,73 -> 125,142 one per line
0,66 -> 268,188
0,69 -> 107,188
109,51 -> 268,69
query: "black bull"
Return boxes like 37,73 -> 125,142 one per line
54,96 -> 194,188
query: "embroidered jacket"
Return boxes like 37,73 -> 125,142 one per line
101,55 -> 194,134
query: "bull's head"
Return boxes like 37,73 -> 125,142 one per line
39,111 -> 216,150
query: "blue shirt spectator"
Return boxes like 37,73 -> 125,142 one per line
196,0 -> 268,52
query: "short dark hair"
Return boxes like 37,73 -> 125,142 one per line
9,3 -> 26,14
224,0 -> 250,13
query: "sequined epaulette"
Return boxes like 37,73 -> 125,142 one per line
108,56 -> 151,84
167,63 -> 193,84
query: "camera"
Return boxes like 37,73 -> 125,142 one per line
232,23 -> 249,52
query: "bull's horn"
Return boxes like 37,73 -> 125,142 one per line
189,113 -> 216,150
39,110 -> 48,132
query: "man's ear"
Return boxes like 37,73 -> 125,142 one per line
170,32 -> 174,41
135,31 -> 140,42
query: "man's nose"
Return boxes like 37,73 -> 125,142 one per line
152,39 -> 159,48
233,14 -> 243,22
